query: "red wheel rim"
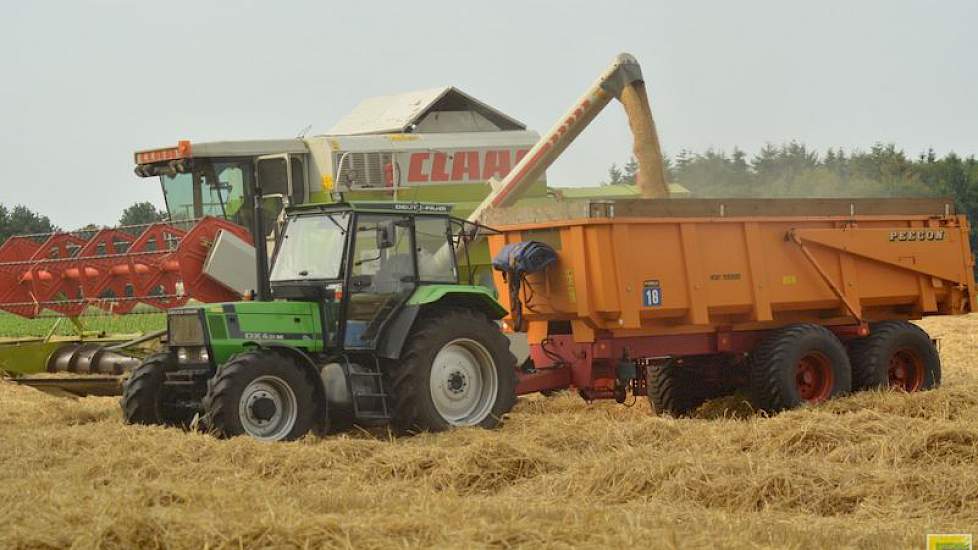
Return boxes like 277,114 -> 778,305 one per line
888,348 -> 924,392
795,351 -> 834,403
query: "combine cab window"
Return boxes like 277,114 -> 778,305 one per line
291,157 -> 305,205
161,172 -> 196,221
257,157 -> 289,198
256,156 -> 306,206
159,159 -> 251,225
202,163 -> 247,221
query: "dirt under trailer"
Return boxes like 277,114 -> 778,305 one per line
489,197 -> 976,414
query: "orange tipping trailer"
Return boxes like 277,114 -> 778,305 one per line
486,197 -> 976,413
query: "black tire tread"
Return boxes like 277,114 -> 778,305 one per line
749,323 -> 851,412
202,349 -> 316,440
121,353 -> 167,425
120,352 -> 192,426
646,363 -> 710,417
847,321 -> 940,391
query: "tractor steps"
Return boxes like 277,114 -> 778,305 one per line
349,365 -> 391,422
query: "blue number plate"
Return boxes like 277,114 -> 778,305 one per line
642,281 -> 662,307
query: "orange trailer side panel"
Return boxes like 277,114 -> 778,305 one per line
487,201 -> 976,344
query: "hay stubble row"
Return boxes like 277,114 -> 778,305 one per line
1,316 -> 977,549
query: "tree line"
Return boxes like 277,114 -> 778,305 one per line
0,201 -> 166,245
4,143 -> 978,246
605,142 -> 978,251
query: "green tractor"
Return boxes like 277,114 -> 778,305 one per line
120,202 -> 517,441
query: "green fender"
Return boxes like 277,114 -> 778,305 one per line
376,285 -> 507,360
406,284 -> 507,319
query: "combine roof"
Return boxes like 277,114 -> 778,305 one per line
327,87 -> 527,135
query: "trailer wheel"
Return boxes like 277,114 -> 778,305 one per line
749,324 -> 852,412
391,308 -> 517,433
646,362 -> 710,417
847,321 -> 940,392
121,352 -> 193,427
202,349 -> 316,441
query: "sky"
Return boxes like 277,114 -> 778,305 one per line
1,0 -> 976,229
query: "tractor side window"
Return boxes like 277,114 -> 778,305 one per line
351,215 -> 413,291
346,215 -> 415,349
414,217 -> 456,283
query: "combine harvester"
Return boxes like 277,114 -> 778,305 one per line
0,79 -> 611,393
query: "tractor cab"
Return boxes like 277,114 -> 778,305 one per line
268,202 -> 478,352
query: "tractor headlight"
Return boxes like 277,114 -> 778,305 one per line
175,346 -> 210,364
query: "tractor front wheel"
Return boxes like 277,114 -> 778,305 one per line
202,350 -> 316,441
121,352 -> 194,427
391,308 -> 517,433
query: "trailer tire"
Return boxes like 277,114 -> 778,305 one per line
390,308 -> 517,433
749,324 -> 851,412
847,321 -> 940,392
121,353 -> 193,427
202,349 -> 316,441
646,362 -> 710,417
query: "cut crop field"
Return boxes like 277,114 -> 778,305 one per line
0,310 -> 165,339
1,316 -> 977,549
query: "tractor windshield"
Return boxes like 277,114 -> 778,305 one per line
270,213 -> 350,282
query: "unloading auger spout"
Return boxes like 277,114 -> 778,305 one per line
467,52 -> 671,226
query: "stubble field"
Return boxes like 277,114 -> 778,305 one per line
1,315 -> 976,549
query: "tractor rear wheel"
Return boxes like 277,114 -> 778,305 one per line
390,308 -> 517,433
202,349 -> 316,441
749,324 -> 852,412
121,352 -> 194,427
847,321 -> 940,392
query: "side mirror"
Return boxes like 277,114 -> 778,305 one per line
376,220 -> 396,249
